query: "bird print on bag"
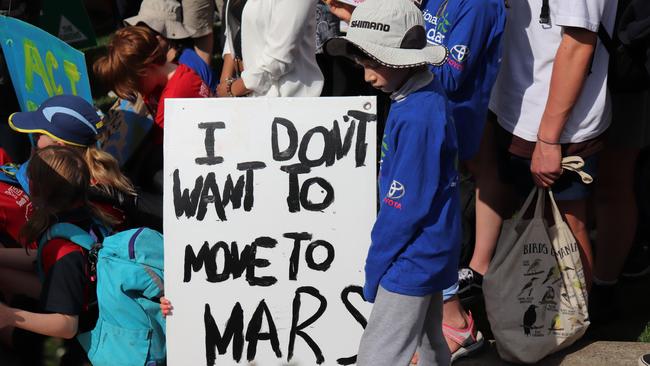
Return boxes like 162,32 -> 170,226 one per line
523,305 -> 538,336
518,277 -> 539,297
542,265 -> 560,284
525,259 -> 544,276
539,286 -> 556,305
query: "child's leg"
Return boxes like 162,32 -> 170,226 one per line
418,292 -> 451,365
357,287 -> 445,366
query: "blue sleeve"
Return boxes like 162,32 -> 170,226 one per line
364,117 -> 444,302
179,49 -> 217,90
433,1 -> 497,93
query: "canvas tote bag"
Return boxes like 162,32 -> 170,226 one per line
483,182 -> 590,363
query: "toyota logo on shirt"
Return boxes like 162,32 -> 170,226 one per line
387,180 -> 405,200
450,45 -> 470,63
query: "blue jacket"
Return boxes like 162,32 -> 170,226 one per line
364,79 -> 461,302
422,0 -> 506,160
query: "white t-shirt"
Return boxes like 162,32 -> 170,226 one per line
489,0 -> 618,143
236,0 -> 324,97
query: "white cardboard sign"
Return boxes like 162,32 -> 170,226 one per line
164,97 -> 377,366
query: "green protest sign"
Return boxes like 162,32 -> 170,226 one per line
39,0 -> 96,48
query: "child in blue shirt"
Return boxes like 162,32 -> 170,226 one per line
421,0 -> 505,161
325,0 -> 461,364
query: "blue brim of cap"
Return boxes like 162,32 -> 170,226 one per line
8,112 -> 89,147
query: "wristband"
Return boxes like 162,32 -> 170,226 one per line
537,134 -> 561,145
225,78 -> 236,97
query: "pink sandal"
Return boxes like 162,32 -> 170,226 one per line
443,311 -> 485,362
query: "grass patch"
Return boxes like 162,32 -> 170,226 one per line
93,94 -> 117,113
43,337 -> 63,366
639,323 -> 650,343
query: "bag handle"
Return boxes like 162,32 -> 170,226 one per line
561,156 -> 593,184
541,156 -> 592,227
546,189 -> 565,228
510,186 -> 544,227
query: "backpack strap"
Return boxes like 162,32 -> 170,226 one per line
36,223 -> 97,282
16,162 -> 30,195
142,264 -> 165,297
0,162 -> 31,194
540,0 -> 551,25
41,223 -> 96,250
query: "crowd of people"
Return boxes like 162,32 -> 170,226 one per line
1,0 -> 650,365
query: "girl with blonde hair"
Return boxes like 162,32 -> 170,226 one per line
0,146 -> 108,343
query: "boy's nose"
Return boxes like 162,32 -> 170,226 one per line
364,69 -> 375,83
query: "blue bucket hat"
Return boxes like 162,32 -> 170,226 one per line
8,95 -> 104,147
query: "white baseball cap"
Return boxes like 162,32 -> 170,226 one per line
324,0 -> 447,68
125,0 -> 196,40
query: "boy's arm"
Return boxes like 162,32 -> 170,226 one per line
0,302 -> 78,339
531,27 -> 597,187
433,1 -> 503,93
364,119 -> 444,302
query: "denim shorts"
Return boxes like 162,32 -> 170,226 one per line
498,153 -> 598,201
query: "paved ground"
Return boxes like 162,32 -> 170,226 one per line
456,340 -> 650,366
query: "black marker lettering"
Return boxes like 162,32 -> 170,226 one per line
330,120 -> 356,163
284,232 -> 313,280
305,240 -> 335,272
288,286 -> 327,364
246,236 -> 278,287
173,169 -> 202,218
246,300 -> 282,361
298,126 -> 332,168
272,117 -> 298,161
237,161 -> 266,211
299,177 -> 335,211
184,242 -> 217,283
196,122 -> 225,165
204,303 -> 244,364
337,286 -> 368,365
347,110 -> 377,167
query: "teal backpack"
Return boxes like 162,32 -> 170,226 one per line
38,224 -> 166,366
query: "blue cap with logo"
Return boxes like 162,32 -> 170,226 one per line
8,95 -> 104,147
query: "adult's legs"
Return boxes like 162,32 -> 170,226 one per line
467,120 -> 515,275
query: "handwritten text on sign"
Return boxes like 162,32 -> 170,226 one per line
164,97 -> 377,366
0,15 -> 92,111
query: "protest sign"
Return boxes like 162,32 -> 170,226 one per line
39,0 -> 97,48
164,97 -> 377,365
337,0 -> 365,6
0,15 -> 92,111
100,97 -> 154,167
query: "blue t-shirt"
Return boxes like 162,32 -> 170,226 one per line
178,48 -> 217,91
364,79 -> 461,302
422,0 -> 506,160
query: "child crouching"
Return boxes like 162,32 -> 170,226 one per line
0,146 -> 112,340
324,0 -> 461,365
